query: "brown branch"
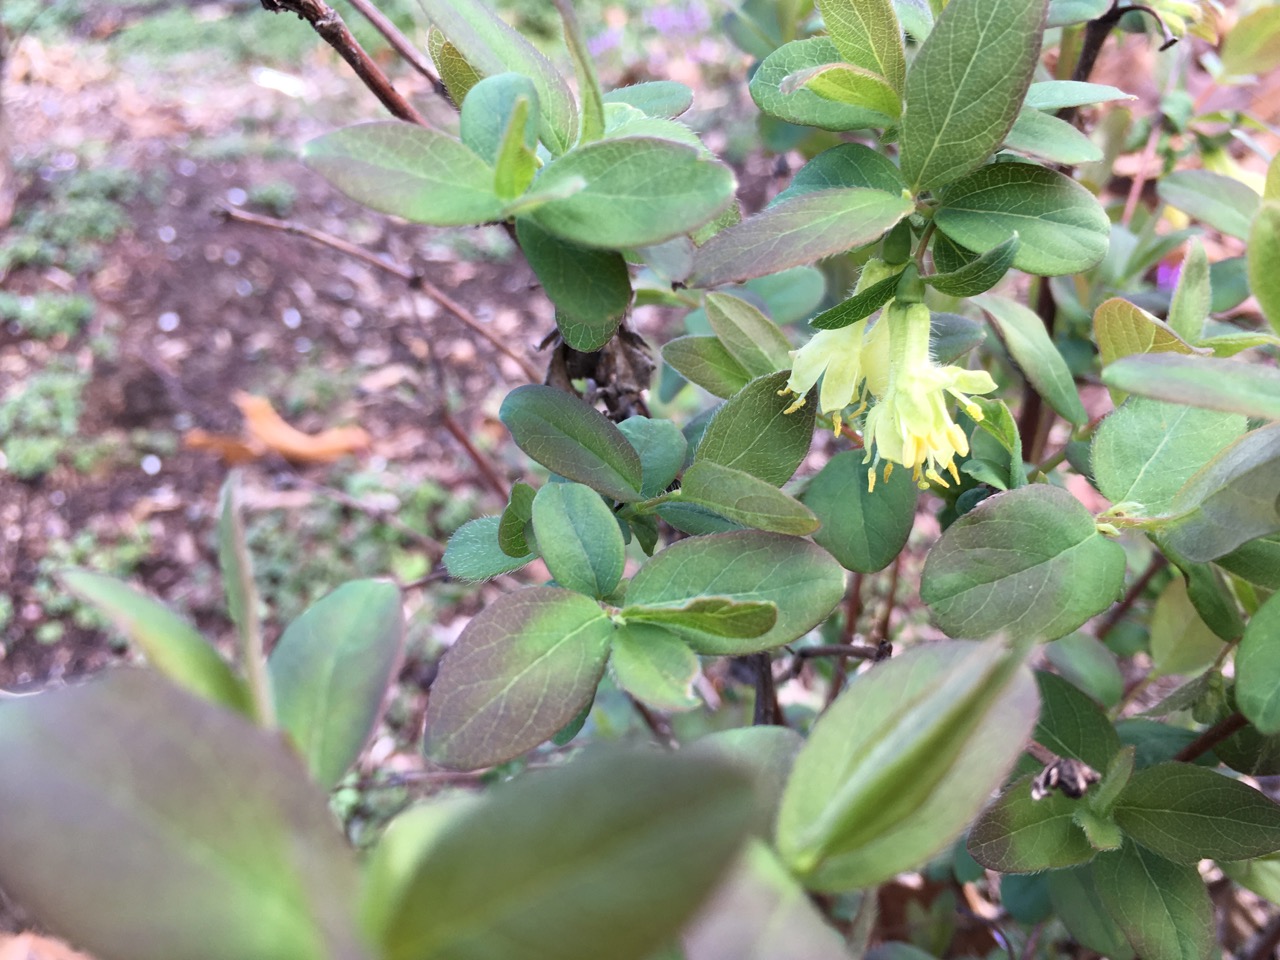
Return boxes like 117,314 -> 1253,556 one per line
343,0 -> 447,98
1096,553 -> 1168,641
748,652 -> 787,727
630,696 -> 678,748
258,0 -> 428,125
1243,911 -> 1280,960
824,572 -> 866,707
781,641 -> 881,684
441,410 -> 510,501
215,203 -> 541,381
871,553 -> 902,653
1173,712 -> 1248,763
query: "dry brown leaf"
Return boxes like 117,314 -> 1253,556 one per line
233,392 -> 371,464
0,932 -> 97,960
182,427 -> 264,466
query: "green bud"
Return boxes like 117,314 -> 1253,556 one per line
894,262 -> 926,304
882,221 -> 914,265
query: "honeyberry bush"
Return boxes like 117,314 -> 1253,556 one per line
3,0 -> 1280,958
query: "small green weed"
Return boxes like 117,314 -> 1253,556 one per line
247,181 -> 298,219
31,526 -> 155,644
0,363 -> 88,479
0,292 -> 94,341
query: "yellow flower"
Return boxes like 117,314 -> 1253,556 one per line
863,301 -> 996,491
778,319 -> 870,434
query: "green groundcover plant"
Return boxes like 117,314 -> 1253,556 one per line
4,0 -> 1280,957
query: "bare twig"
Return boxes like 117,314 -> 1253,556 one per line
441,410 -> 510,501
1242,911 -> 1280,960
343,0 -> 447,97
1173,712 -> 1248,763
258,0 -> 428,125
630,696 -> 679,748
215,203 -> 541,381
1097,554 -> 1168,641
824,572 -> 866,707
871,554 -> 902,652
748,652 -> 787,727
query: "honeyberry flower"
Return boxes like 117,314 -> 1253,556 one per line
862,300 -> 996,491
777,259 -> 899,434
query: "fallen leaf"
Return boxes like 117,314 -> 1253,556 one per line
182,428 -> 263,466
234,392 -> 370,463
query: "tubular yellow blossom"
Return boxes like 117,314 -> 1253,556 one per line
862,301 -> 996,491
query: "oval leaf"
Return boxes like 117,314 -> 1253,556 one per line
531,482 -> 627,598
936,164 -> 1109,276
0,671 -> 364,960
968,773 -> 1095,873
899,0 -> 1047,192
1101,354 -> 1280,422
374,749 -> 752,960
1157,170 -> 1259,241
689,188 -> 913,288
681,461 -> 819,535
694,371 -> 815,486
527,138 -> 735,249
443,515 -> 535,581
304,122 -> 502,227
500,384 -> 644,502
624,531 -> 846,655
269,580 -> 404,789
801,450 -> 917,573
921,485 -> 1126,641
425,588 -> 614,769
925,234 -> 1018,297
609,623 -> 701,711
750,38 -> 893,132
1234,592 -> 1280,734
1093,842 -> 1214,960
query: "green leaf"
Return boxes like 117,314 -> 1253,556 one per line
377,749 -> 752,960
936,164 -> 1110,276
1023,80 -> 1135,110
217,473 -> 256,657
1045,634 -> 1124,707
417,0 -> 578,154
624,531 -> 846,655
618,416 -> 688,498
443,515 -> 535,581
809,273 -> 900,329
816,0 -> 905,94
0,671 -> 364,960
921,485 -> 1126,640
623,597 -> 778,640
689,188 -> 913,287
973,293 -> 1088,425
1222,855 -> 1280,907
555,0 -> 604,143
1004,107 -> 1103,165
705,293 -> 793,377
499,481 -> 537,558
680,461 -> 819,535
1236,592 -> 1280,734
1094,842 -> 1215,960
1158,170 -> 1260,241
1161,424 -> 1280,562
750,38 -> 894,131
1035,670 -> 1120,770
688,727 -> 804,835
500,384 -> 644,501
1217,534 -> 1280,590
1094,299 -> 1204,404
269,580 -> 404,790
1149,577 -> 1223,678
776,638 -> 1039,891
772,142 -> 906,204
782,63 -> 900,119
1113,762 -> 1280,862
58,570 -> 250,715
970,396 -> 1025,489
532,483 -> 627,598
1168,240 -> 1210,342
428,28 -> 481,106
602,81 -> 694,118
1102,355 -> 1280,422
1220,6 -> 1280,76
695,372 -> 815,485
527,138 -> 736,249
609,623 -> 701,711
1249,202 -> 1280,334
899,0 -> 1047,192
801,450 -> 917,572
424,588 -> 614,769
931,310 -> 987,362
683,840 -> 852,960
515,218 -> 631,351
968,774 -> 1095,872
304,122 -> 502,226
925,234 -> 1018,297
459,73 -> 538,180
1047,864 -> 1135,960
1092,398 -> 1248,516
662,336 -> 753,398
